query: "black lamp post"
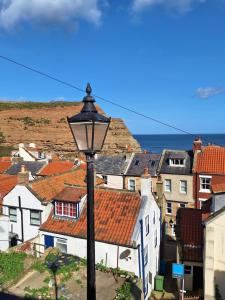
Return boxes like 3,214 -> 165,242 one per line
67,83 -> 110,300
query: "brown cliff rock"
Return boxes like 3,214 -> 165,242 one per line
0,102 -> 141,157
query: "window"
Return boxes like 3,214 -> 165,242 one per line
200,176 -> 211,192
153,211 -> 155,225
179,203 -> 186,208
171,223 -> 176,236
30,210 -> 41,226
150,160 -> 155,167
56,238 -> 67,253
102,175 -> 108,185
135,160 -> 139,166
144,273 -> 149,295
185,265 -> 192,275
144,245 -> 148,266
166,202 -> 172,214
154,230 -> 157,247
180,180 -> 187,194
55,201 -> 77,218
128,179 -> 136,191
145,215 -> 149,236
164,179 -> 171,192
9,207 -> 17,223
169,158 -> 184,166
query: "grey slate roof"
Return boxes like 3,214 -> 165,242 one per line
6,161 -> 46,176
159,150 -> 193,175
95,155 -> 130,175
126,153 -> 161,177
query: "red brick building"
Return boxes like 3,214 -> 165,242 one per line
192,138 -> 225,209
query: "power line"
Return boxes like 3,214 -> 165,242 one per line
0,54 -> 194,136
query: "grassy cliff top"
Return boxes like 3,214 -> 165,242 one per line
0,101 -> 82,110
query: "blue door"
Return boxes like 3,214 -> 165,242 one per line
44,235 -> 54,249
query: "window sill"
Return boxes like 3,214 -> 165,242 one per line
180,191 -> 187,194
199,189 -> 211,193
30,223 -> 41,227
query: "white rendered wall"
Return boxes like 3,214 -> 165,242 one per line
3,185 -> 51,242
0,215 -> 10,251
40,231 -> 139,275
97,174 -> 124,190
18,147 -> 36,161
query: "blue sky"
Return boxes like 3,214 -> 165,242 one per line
0,0 -> 225,134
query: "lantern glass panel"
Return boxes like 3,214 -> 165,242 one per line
70,122 -> 93,151
93,122 -> 109,151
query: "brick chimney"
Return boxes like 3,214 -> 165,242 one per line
193,137 -> 202,152
18,165 -> 29,185
141,167 -> 151,198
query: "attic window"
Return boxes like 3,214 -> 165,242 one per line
135,160 -> 139,166
150,161 -> 155,167
55,201 -> 77,218
169,158 -> 184,166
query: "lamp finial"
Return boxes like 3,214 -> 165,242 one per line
86,83 -> 92,96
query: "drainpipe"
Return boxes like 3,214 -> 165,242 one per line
137,244 -> 141,278
139,219 -> 146,298
18,196 -> 24,242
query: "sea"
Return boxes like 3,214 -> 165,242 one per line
133,134 -> 225,154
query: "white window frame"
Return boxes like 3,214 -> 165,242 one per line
164,179 -> 171,192
169,158 -> 185,166
144,245 -> 148,266
180,180 -> 187,194
171,223 -> 176,236
30,210 -> 41,226
128,179 -> 136,191
199,175 -> 212,193
9,207 -> 17,223
198,198 -> 207,209
145,215 -> 149,236
55,238 -> 67,253
55,201 -> 77,219
166,201 -> 172,214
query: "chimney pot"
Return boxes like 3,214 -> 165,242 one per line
193,136 -> 202,152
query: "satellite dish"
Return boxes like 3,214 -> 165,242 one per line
119,249 -> 131,260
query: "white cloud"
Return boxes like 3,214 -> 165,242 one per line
132,0 -> 206,13
196,87 -> 225,99
0,0 -> 102,29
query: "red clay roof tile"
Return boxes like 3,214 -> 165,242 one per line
196,145 -> 225,174
38,161 -> 74,176
0,162 -> 12,173
40,188 -> 141,247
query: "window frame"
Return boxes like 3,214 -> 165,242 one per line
199,175 -> 211,193
55,238 -> 67,253
55,201 -> 77,219
128,179 -> 136,191
144,245 -> 148,266
30,209 -> 41,226
184,265 -> 192,275
102,175 -> 108,185
166,201 -> 172,214
9,207 -> 17,223
180,180 -> 187,194
154,229 -> 157,247
145,215 -> 149,236
169,158 -> 185,166
164,179 -> 171,192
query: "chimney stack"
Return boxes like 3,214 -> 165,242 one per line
18,165 -> 29,185
141,167 -> 151,198
193,137 -> 202,152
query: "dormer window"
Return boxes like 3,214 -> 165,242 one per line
55,201 -> 77,218
169,158 -> 184,166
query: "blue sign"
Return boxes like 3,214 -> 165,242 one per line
172,263 -> 184,278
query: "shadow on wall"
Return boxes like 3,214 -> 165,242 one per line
214,270 -> 225,299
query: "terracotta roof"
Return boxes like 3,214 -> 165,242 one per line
30,168 -> 87,203
0,175 -> 18,208
176,208 -> 203,262
0,157 -> 11,162
38,161 -> 74,176
53,187 -> 86,203
40,188 -> 141,247
196,145 -> 225,174
0,162 -> 11,173
212,183 -> 225,193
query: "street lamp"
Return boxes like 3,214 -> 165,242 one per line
67,83 -> 110,300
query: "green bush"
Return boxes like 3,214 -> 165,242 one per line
115,282 -> 132,300
0,252 -> 27,285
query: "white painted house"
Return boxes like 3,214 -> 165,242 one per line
95,154 -> 133,190
39,171 -> 160,299
0,215 -> 10,251
2,168 -> 88,247
12,143 -> 51,162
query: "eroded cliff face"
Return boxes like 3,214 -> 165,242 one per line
0,103 -> 141,156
